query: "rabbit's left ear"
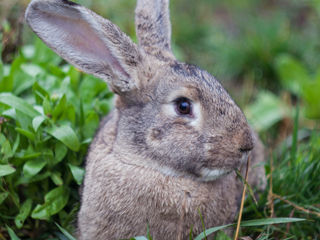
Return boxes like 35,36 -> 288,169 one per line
25,0 -> 141,93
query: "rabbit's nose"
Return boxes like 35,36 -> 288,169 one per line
238,129 -> 254,153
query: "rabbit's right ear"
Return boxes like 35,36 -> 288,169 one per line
25,0 -> 141,94
135,0 -> 173,58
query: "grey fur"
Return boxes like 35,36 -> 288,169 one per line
25,0 -> 266,239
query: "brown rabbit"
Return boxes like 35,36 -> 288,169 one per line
25,0 -> 266,239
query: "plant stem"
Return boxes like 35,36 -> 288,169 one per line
234,155 -> 251,240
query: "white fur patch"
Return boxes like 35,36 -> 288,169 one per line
157,165 -> 183,178
199,168 -> 231,182
189,102 -> 202,129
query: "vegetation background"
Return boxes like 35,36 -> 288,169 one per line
0,0 -> 319,239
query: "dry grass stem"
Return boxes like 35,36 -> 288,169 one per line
267,152 -> 274,217
272,193 -> 320,218
234,155 -> 251,240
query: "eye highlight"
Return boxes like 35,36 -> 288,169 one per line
174,97 -> 192,116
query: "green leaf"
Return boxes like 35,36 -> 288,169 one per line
15,128 -> 35,141
32,81 -> 49,104
43,96 -> 52,116
302,74 -> 320,119
52,94 -> 67,120
83,111 -> 99,139
55,223 -> 77,240
194,224 -> 234,240
68,164 -> 85,185
50,172 -> 63,186
32,115 -> 46,132
6,225 -> 21,240
275,54 -> 309,95
23,158 -> 47,177
1,139 -> 13,160
31,186 -> 69,220
239,217 -> 305,227
194,218 -> 306,240
0,192 -> 9,205
0,93 -> 40,118
216,231 -> 231,240
53,142 -> 68,165
0,164 -> 16,177
245,91 -> 288,131
47,125 -> 80,151
15,199 -> 32,229
20,63 -> 44,77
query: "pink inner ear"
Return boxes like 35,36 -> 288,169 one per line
41,11 -> 129,79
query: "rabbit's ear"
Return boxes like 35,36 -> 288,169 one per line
25,0 -> 141,93
135,0 -> 173,58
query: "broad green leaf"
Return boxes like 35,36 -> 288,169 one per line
0,192 -> 9,205
31,186 -> 69,220
83,111 -> 99,139
0,164 -> 16,177
68,66 -> 81,92
68,164 -> 85,185
47,125 -> 80,151
55,223 -> 77,240
6,225 -> 21,240
15,199 -> 32,229
275,54 -> 309,95
53,142 -> 68,165
32,115 -> 46,131
0,93 -> 40,118
1,108 -> 16,119
1,139 -> 13,160
15,109 -> 32,131
23,158 -> 47,177
21,63 -> 44,77
301,75 -> 320,119
50,172 -> 63,186
245,91 -> 288,131
32,81 -> 50,104
15,128 -> 35,141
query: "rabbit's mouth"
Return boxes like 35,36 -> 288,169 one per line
199,168 -> 232,182
199,151 -> 249,182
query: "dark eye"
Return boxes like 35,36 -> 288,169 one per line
175,97 -> 192,115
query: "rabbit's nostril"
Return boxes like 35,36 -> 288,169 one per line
239,128 -> 254,153
239,146 -> 253,153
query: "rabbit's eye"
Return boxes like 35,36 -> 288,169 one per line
175,97 -> 192,115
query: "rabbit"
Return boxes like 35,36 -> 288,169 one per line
25,0 -> 266,239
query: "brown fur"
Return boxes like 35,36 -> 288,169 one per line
25,0 -> 266,239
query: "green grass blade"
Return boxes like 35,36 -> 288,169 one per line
6,225 -> 21,240
194,218 -> 305,240
55,223 -> 76,240
240,217 -> 306,227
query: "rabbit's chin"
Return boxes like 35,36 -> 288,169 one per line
153,152 -> 250,182
198,168 -> 233,182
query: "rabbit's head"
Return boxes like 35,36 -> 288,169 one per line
26,0 -> 254,181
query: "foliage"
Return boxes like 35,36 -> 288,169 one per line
242,129 -> 320,238
0,38 -> 113,239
